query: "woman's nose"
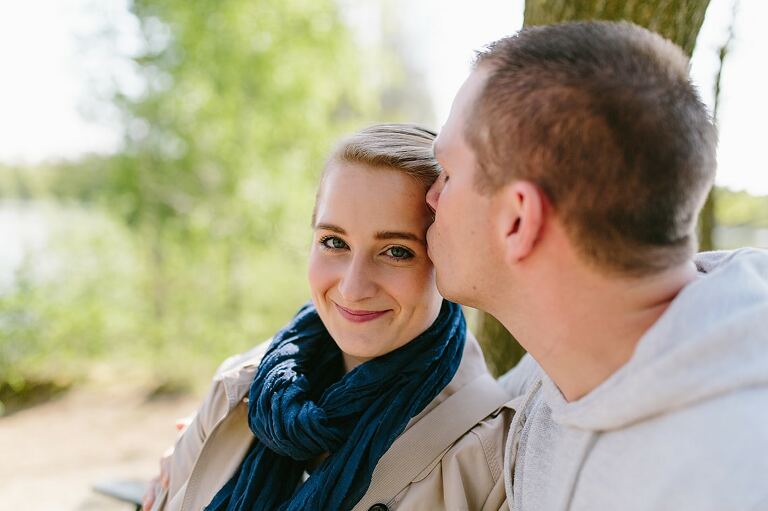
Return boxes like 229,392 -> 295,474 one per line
337,257 -> 377,302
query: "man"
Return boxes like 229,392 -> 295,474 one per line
427,21 -> 768,510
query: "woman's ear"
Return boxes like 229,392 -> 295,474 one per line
497,180 -> 545,264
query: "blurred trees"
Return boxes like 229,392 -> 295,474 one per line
475,0 -> 713,377
0,0 -> 384,397
700,1 -> 740,251
716,188 -> 768,228
1,0 -> 447,403
112,0 -> 372,316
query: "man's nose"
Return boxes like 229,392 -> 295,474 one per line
338,256 -> 377,302
426,176 -> 444,213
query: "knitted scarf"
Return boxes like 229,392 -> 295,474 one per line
206,300 -> 466,511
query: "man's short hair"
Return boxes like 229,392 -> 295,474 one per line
469,21 -> 717,275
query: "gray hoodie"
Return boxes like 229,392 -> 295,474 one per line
499,248 -> 768,511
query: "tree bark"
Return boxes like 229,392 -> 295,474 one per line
475,0 -> 712,377
523,0 -> 709,54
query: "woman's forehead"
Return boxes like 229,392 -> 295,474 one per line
314,162 -> 432,234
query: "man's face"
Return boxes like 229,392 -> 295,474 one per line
426,68 -> 499,309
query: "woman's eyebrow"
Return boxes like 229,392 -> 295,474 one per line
315,223 -> 346,234
315,224 -> 424,244
375,231 -> 425,243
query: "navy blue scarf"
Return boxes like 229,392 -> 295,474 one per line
206,300 -> 466,511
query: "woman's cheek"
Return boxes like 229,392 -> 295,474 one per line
397,264 -> 438,305
307,250 -> 334,299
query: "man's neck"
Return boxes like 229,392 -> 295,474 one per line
496,258 -> 698,402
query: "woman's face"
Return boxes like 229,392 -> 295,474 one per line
308,161 -> 443,371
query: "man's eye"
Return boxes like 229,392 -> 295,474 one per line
320,236 -> 348,250
385,246 -> 414,260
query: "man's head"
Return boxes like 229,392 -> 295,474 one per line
427,21 -> 717,309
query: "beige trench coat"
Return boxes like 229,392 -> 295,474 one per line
153,332 -> 512,511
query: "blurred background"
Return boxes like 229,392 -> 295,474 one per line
0,0 -> 766,508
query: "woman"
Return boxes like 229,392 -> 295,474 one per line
143,124 -> 512,511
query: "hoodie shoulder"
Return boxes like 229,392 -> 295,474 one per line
576,384 -> 768,511
694,247 -> 768,274
498,353 -> 541,399
550,247 -> 768,430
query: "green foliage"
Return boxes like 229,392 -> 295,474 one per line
1,0 -> 381,398
715,187 -> 768,228
112,0 -> 373,239
0,204 -> 139,389
0,202 -> 310,397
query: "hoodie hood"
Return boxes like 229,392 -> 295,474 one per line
545,248 -> 768,431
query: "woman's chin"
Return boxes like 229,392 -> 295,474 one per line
339,348 -> 376,372
335,339 -> 381,362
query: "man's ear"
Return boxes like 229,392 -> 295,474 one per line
497,180 -> 545,263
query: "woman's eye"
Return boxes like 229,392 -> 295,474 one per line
320,236 -> 348,250
385,246 -> 414,260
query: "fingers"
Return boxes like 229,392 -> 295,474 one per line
142,476 -> 159,511
142,493 -> 155,511
175,417 -> 192,431
160,454 -> 171,488
146,416 -> 187,507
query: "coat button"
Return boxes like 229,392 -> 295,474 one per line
368,505 -> 389,511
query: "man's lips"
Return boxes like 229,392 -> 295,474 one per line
333,302 -> 390,323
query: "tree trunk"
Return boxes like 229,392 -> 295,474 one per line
699,194 -> 716,251
475,0 -> 712,377
523,0 -> 709,54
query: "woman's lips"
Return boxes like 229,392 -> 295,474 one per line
333,303 -> 390,323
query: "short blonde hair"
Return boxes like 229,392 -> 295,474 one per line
312,124 -> 439,224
